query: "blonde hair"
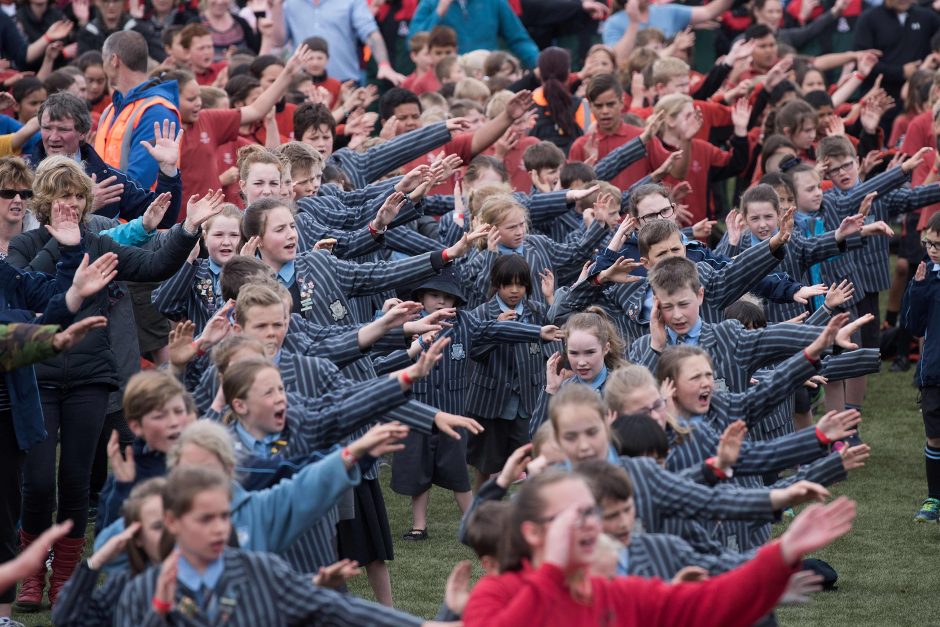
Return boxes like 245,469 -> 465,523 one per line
575,181 -> 620,212
31,155 -> 94,225
221,357 -> 279,425
459,49 -> 490,78
123,370 -> 189,424
202,203 -> 244,236
234,283 -> 284,327
199,86 -> 228,109
211,335 -> 267,374
651,57 -> 690,87
604,365 -> 688,438
484,89 -> 514,119
467,183 -> 512,218
654,93 -> 694,124
549,383 -> 609,438
167,420 -> 237,477
454,77 -> 490,103
477,193 -> 528,250
531,420 -> 555,457
272,141 -> 324,178
237,144 -> 282,183
0,156 -> 33,190
563,307 -> 627,370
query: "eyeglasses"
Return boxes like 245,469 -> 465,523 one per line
0,189 -> 32,200
637,203 -> 675,224
827,161 -> 856,177
638,397 -> 667,414
536,505 -> 603,527
922,239 -> 940,251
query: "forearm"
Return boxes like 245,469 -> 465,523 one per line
471,112 -> 512,156
613,19 -> 638,67
367,31 -> 391,66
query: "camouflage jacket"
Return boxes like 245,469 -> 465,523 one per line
0,323 -> 58,373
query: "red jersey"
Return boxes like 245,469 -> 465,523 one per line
194,61 -> 228,86
248,103 -> 297,146
569,122 -> 672,192
402,70 -> 442,96
901,110 -> 938,230
401,132 -> 475,196
216,135 -> 253,208
180,109 -> 242,219
661,137 -> 736,224
312,75 -> 343,109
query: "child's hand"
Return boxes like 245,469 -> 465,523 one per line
860,220 -> 893,238
533,270 -> 554,305
444,560 -> 474,617
692,219 -> 716,240
824,279 -> 855,309
446,223 -> 492,259
497,311 -> 517,321
240,235 -> 261,257
779,570 -> 824,605
373,191 -> 406,231
168,320 -> 198,368
348,422 -> 410,461
769,206 -> 795,251
724,209 -> 744,246
540,325 -> 563,341
155,550 -> 180,610
107,430 -> 136,483
793,283 -> 827,305
381,300 -> 423,331
598,257 -> 643,284
816,408 -> 861,442
545,352 -> 573,394
803,374 -> 828,389
400,336 -> 449,387
716,420 -> 746,473
839,443 -> 871,472
785,311 -> 810,324
649,299 -> 668,352
902,146 -> 933,173
433,411 -> 484,440
835,313 -> 874,349
142,192 -> 172,232
858,191 -> 878,217
914,261 -> 928,282
87,521 -> 141,571
312,559 -> 361,589
671,566 -> 709,584
835,213 -> 865,241
496,443 -> 533,489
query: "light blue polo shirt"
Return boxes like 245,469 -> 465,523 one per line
601,5 -> 693,43
282,0 -> 379,82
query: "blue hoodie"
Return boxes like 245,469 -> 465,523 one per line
102,79 -> 181,190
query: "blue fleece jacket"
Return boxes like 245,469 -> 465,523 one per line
901,258 -> 940,387
101,79 -> 181,190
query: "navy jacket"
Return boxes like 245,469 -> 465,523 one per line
901,259 -> 940,387
0,249 -> 81,450
27,142 -> 182,229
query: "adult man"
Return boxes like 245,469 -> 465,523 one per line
270,0 -> 404,85
97,31 -> 181,190
28,93 -> 182,228
411,0 -> 540,68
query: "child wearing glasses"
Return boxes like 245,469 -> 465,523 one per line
901,212 -> 940,524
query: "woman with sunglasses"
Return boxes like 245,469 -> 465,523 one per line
0,158 -> 40,260
462,466 -> 858,627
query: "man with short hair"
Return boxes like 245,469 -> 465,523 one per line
97,30 -> 181,191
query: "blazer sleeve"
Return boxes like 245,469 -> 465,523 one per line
106,224 -> 201,282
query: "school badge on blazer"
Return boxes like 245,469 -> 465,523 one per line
529,342 -> 541,355
299,280 -> 316,313
451,343 -> 466,360
197,276 -> 215,303
329,299 -> 348,321
714,378 -> 728,393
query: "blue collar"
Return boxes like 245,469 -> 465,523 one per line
495,294 -> 524,315
793,211 -> 824,235
276,261 -> 296,288
572,366 -> 608,390
208,258 -> 223,276
176,552 -> 224,595
617,546 -> 630,576
666,317 -> 702,345
271,350 -> 282,365
233,422 -> 283,458
497,243 -> 525,256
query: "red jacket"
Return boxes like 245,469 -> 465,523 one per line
463,542 -> 797,627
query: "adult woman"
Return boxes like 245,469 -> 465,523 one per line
6,156 -> 220,610
462,468 -> 858,627
200,0 -> 260,60
0,158 -> 40,260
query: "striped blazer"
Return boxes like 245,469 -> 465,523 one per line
828,182 -> 940,293
460,224 -> 609,308
296,191 -> 424,233
328,121 -> 453,189
52,561 -> 130,627
409,309 -> 547,414
624,532 -> 749,579
151,258 -> 221,334
294,212 -> 385,260
464,299 -> 560,419
115,548 -> 424,627
629,319 -> 823,394
549,238 -> 785,346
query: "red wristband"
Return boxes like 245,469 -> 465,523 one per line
705,456 -> 730,479
43,33 -> 53,43
853,71 -> 866,81
815,425 -> 833,446
341,447 -> 357,464
368,221 -> 380,236
191,341 -> 206,358
441,248 -> 451,264
591,274 -> 602,286
802,348 -> 819,366
400,370 -> 413,386
152,597 -> 172,615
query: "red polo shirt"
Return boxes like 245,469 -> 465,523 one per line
180,109 -> 242,219
194,60 -> 229,86
401,132 -> 475,196
483,135 -> 540,193
569,122 -> 672,192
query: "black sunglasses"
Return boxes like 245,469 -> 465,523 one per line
0,189 -> 32,200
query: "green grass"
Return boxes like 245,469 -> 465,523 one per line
13,368 -> 937,626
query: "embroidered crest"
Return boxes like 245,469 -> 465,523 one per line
329,299 -> 348,321
451,342 -> 466,360
529,342 -> 541,355
197,276 -> 215,303
713,378 -> 728,393
199,131 -> 211,144
299,279 -> 316,313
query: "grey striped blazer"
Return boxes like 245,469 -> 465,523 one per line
52,561 -> 130,627
115,548 -> 424,627
151,258 -> 220,334
629,319 -> 823,394
464,299 -> 560,419
625,532 -> 749,579
294,211 -> 384,260
460,224 -> 609,308
328,122 -> 453,189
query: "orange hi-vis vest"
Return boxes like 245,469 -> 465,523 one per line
94,95 -> 179,188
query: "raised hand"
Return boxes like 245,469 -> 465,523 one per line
824,279 -> 854,309
183,189 -> 225,233
240,235 -> 261,257
140,120 -> 183,177
71,252 -> 119,299
373,191 -> 407,231
52,316 -> 108,352
914,261 -> 928,282
640,110 -> 666,143
87,520 -> 141,570
793,283 -> 827,305
107,429 -> 136,483
284,43 -> 313,76
565,184 -> 600,204
545,351 -> 573,394
155,550 -> 180,610
445,117 -> 472,135
44,19 -> 73,42
779,497 -> 857,566
816,408 -> 860,442
608,214 -> 637,251
168,320 -> 198,368
433,411 -> 484,439
725,209 -> 744,246
349,422 -> 410,461
769,206 -> 795,251
445,223 -> 492,259
598,256 -> 643,284
382,300 -> 423,330
692,218 -> 716,240
505,89 -> 534,121
860,220 -> 893,238
671,566 -> 709,584
496,443 -> 533,488
902,146 -> 933,173
731,98 -> 752,136
540,268 -> 555,304
401,335 -> 450,385
142,192 -> 172,232
779,570 -> 824,605
312,559 -> 361,589
444,560 -> 474,616
839,443 -> 870,471
540,325 -> 563,341
46,201 -> 83,246
834,312 -> 874,349
649,299 -> 668,352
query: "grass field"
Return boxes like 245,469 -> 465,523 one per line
12,367 -> 938,626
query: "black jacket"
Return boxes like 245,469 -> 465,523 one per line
5,223 -> 199,388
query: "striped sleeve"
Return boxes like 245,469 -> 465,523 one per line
594,136 -> 647,181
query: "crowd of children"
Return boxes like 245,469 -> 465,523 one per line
2,0 -> 940,623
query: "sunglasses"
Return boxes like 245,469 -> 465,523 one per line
0,189 -> 32,200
